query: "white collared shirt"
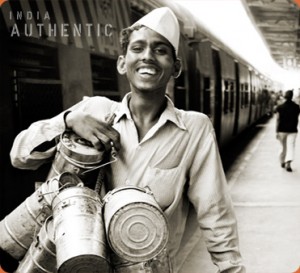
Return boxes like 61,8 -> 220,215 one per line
10,93 -> 245,273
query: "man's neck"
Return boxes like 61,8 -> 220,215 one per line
128,93 -> 167,141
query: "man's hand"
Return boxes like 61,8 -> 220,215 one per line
65,110 -> 121,152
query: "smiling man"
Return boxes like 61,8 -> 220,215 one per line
9,7 -> 245,273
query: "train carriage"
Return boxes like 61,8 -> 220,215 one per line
0,0 -> 279,218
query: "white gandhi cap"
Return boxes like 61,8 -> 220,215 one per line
131,7 -> 180,55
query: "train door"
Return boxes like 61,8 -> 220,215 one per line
236,63 -> 252,133
212,48 -> 222,144
249,70 -> 258,124
233,62 -> 240,135
174,37 -> 189,110
187,42 -> 201,111
248,69 -> 254,125
1,39 -> 63,217
197,40 -> 214,118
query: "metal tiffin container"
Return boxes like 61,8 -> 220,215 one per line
47,131 -> 105,182
102,186 -> 169,263
51,186 -> 110,273
15,216 -> 56,273
0,172 -> 82,260
111,248 -> 172,273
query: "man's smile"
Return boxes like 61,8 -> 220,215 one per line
137,67 -> 158,76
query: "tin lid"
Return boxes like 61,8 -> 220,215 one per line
107,202 -> 169,262
59,131 -> 104,164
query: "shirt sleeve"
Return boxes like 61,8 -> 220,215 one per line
187,129 -> 246,273
10,98 -> 91,170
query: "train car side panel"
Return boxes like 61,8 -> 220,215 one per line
218,49 -> 237,147
237,62 -> 251,133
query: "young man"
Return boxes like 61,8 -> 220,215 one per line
10,7 -> 245,273
275,90 -> 300,172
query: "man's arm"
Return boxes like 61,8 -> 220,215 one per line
10,110 -> 71,170
188,130 -> 245,273
10,96 -> 120,170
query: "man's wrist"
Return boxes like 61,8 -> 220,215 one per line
63,111 -> 72,131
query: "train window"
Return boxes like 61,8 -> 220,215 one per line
241,83 -> 245,108
245,91 -> 249,106
8,41 -> 59,80
229,81 -> 234,112
174,71 -> 187,110
245,83 -> 249,107
251,88 -> 256,105
8,41 -> 62,130
91,55 -> 119,101
203,77 -> 211,116
224,80 -> 229,114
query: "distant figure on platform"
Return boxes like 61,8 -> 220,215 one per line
275,90 -> 300,172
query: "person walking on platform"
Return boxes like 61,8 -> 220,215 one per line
7,7 -> 245,273
275,90 -> 300,172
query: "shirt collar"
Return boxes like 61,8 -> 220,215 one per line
114,93 -> 133,122
114,92 -> 187,131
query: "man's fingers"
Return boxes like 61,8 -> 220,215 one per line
89,135 -> 105,151
94,124 -> 121,151
94,132 -> 112,151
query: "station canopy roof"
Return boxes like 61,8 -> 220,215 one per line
242,0 -> 300,71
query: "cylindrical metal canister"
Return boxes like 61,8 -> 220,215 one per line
111,248 -> 172,273
0,172 -> 81,260
52,186 -> 110,273
47,131 -> 104,180
0,189 -> 51,260
15,216 -> 56,273
102,186 -> 169,263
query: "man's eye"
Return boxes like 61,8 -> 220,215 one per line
131,46 -> 143,52
154,47 -> 168,55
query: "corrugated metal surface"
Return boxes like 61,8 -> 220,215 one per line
242,0 -> 300,71
0,0 -> 131,56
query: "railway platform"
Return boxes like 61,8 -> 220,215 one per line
180,116 -> 300,273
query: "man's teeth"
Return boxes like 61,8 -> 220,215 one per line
139,68 -> 156,75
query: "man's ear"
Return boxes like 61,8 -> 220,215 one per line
117,55 -> 127,75
173,58 -> 182,79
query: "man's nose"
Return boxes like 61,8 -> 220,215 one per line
142,47 -> 155,61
